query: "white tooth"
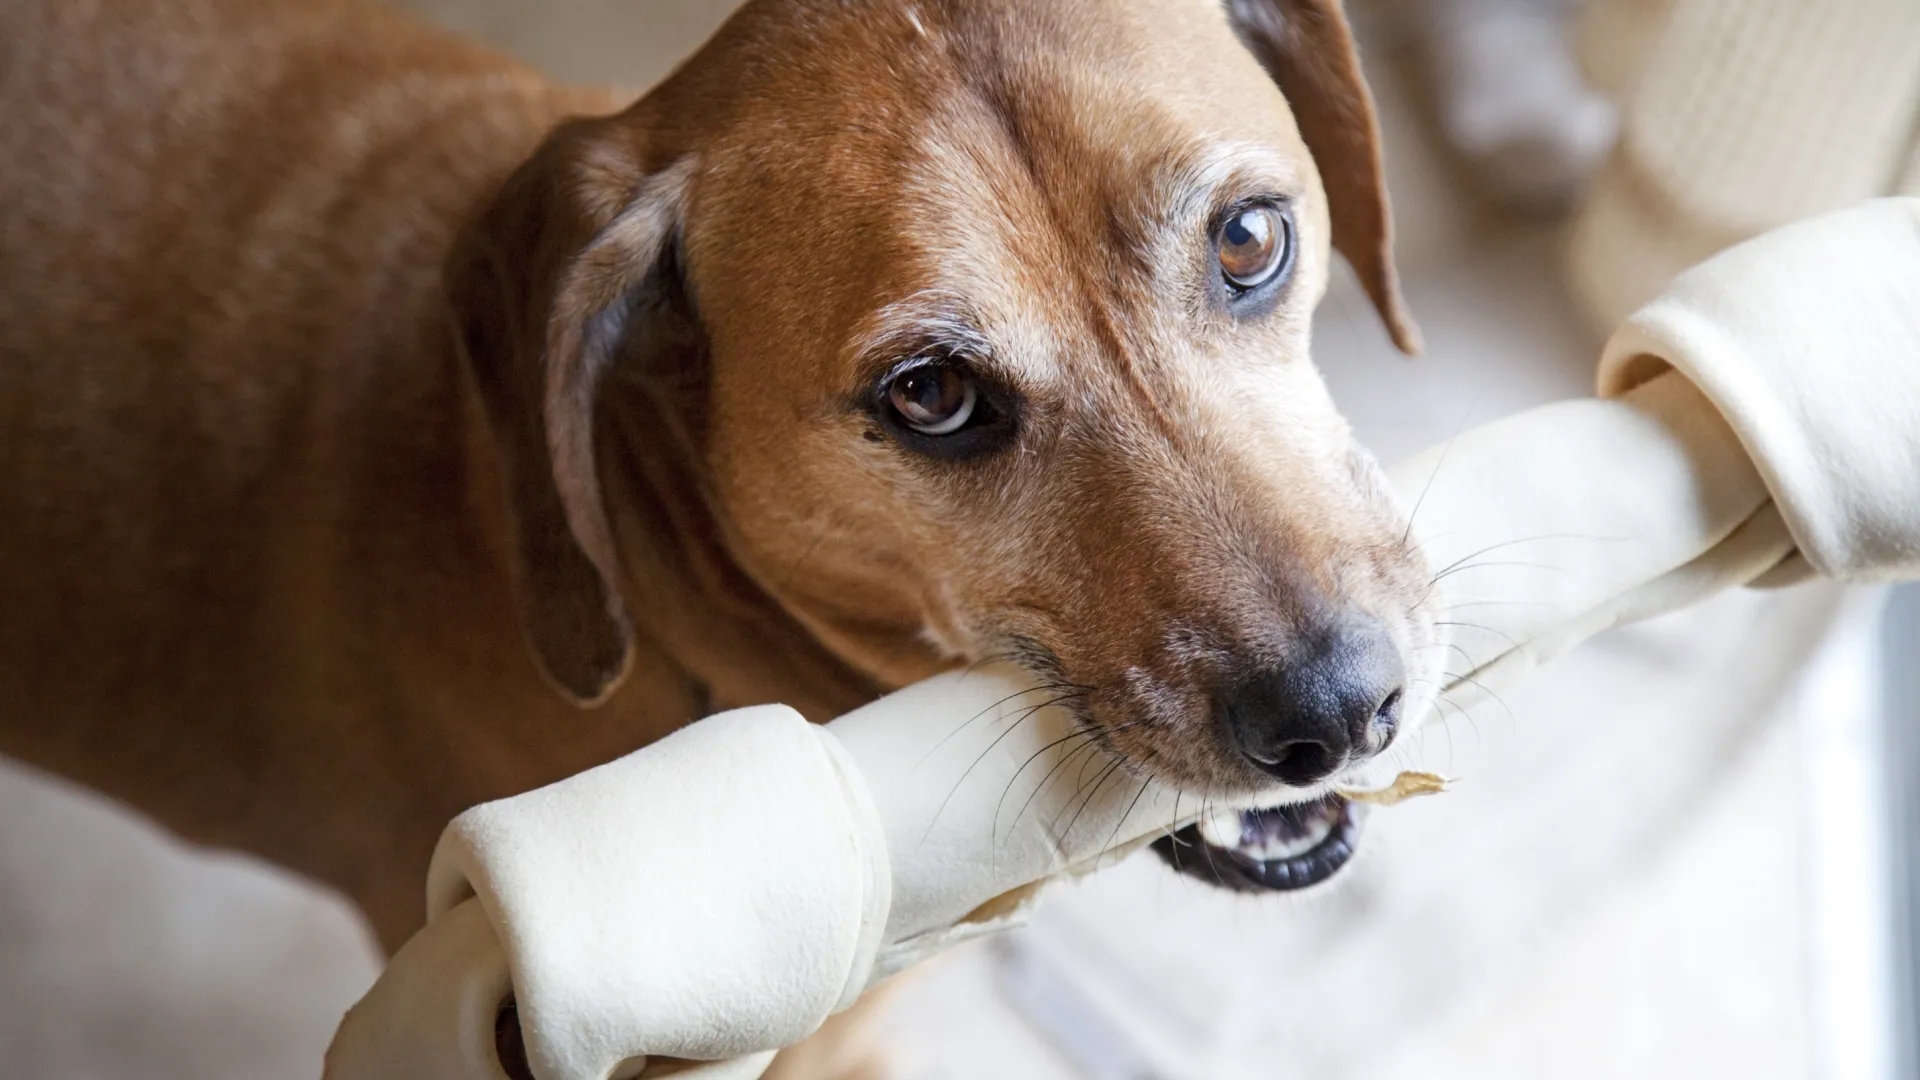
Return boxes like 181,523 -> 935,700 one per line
1197,811 -> 1243,848
1246,813 -> 1335,861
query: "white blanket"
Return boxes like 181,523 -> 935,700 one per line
325,198 -> 1920,1080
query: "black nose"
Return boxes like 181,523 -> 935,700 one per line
1223,618 -> 1405,787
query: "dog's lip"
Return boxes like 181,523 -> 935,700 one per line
1150,794 -> 1363,892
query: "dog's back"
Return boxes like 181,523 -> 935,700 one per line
0,0 -> 579,395
0,0 -> 629,936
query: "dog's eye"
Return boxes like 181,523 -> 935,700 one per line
1217,204 -> 1289,290
886,364 -> 978,435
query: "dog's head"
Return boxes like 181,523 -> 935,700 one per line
453,0 -> 1442,890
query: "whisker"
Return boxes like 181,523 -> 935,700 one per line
1415,639 -> 1480,672
915,690 -> 1090,851
993,735 -> 1112,875
1427,533 -> 1622,585
1165,790 -> 1191,856
994,719 -> 1144,841
912,683 -> 1089,770
1101,776 -> 1156,861
1001,733 -> 1117,849
1443,671 -> 1520,732
1054,757 -> 1127,852
1429,558 -> 1573,587
1438,598 -> 1556,613
1423,688 -> 1471,729
1401,399 -> 1478,546
1433,619 -> 1522,650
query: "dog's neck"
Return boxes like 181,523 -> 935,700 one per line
591,387 -> 889,722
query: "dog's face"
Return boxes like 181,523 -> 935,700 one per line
455,0 -> 1441,889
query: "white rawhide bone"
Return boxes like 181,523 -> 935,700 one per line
325,199 -> 1920,1080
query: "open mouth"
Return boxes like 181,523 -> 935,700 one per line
1150,794 -> 1363,892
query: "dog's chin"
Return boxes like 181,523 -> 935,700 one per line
1150,794 -> 1363,892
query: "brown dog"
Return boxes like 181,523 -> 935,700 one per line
0,0 -> 1436,1064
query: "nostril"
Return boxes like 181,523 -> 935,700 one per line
1376,687 -> 1403,724
1269,739 -> 1337,786
1369,686 -> 1405,749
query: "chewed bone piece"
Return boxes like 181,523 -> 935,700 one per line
1336,771 -> 1451,806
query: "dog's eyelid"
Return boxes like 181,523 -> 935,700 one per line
1210,190 -> 1296,228
842,296 -> 1029,418
883,342 -> 988,379
856,326 -> 997,387
1158,140 -> 1299,205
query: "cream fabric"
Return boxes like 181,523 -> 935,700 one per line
1568,0 -> 1920,330
326,198 -> 1920,1080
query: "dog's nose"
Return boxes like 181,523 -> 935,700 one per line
1223,618 -> 1405,787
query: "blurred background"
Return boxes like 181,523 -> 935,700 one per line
3,0 -> 1917,1077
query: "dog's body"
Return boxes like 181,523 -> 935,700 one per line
2,0 -> 1436,1065
1,0 -> 882,946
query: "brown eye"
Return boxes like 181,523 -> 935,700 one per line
886,364 -> 977,435
1218,204 -> 1288,290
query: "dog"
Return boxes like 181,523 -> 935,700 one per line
0,0 -> 1438,1069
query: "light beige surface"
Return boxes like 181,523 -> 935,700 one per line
1567,0 -> 1920,330
0,3 -> 1836,1078
0,757 -> 380,1077
396,0 -> 728,88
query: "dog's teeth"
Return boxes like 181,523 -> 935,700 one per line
1197,811 -> 1243,848
1243,814 -> 1334,862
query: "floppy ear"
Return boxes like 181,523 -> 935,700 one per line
1226,0 -> 1422,354
447,115 -> 697,706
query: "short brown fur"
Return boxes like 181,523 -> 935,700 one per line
0,0 -> 1434,1069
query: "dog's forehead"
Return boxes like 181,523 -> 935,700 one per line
873,0 -> 1316,180
912,15 -> 1307,287
691,0 -> 1315,210
685,0 -> 1322,388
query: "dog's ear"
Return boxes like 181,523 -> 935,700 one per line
447,115 -> 697,706
1226,0 -> 1421,354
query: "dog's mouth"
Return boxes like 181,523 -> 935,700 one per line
1149,794 -> 1362,892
